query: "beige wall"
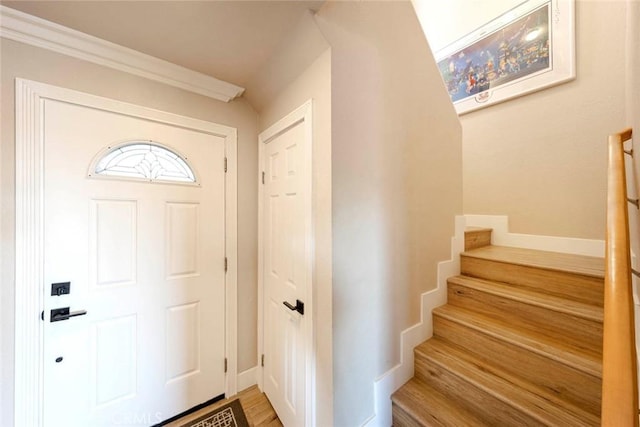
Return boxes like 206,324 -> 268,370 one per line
315,2 -> 462,424
625,0 -> 640,361
461,0 -> 627,239
0,38 -> 259,426
245,10 -> 330,113
257,50 -> 333,427
414,0 -> 629,240
630,0 -> 640,184
253,12 -> 333,426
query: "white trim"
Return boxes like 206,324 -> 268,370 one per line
14,78 -> 239,427
225,127 -> 239,397
464,214 -> 605,257
14,77 -> 45,427
257,100 -> 316,426
362,216 -> 466,427
237,366 -> 258,393
0,6 -> 244,102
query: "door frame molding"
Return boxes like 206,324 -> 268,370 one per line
14,78 -> 239,427
257,100 -> 316,426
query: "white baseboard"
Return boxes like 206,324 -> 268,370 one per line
237,366 -> 258,393
362,216 -> 465,427
361,213 -> 606,426
464,214 -> 605,258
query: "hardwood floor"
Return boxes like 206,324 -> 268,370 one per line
165,385 -> 282,427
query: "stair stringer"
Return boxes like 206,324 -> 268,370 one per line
362,215 -> 466,427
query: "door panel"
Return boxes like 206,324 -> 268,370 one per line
165,301 -> 201,382
165,203 -> 200,278
91,199 -> 137,287
92,315 -> 137,406
262,120 -> 308,427
43,99 -> 226,426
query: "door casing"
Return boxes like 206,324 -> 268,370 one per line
257,100 -> 316,427
14,78 -> 239,427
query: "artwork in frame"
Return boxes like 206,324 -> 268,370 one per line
435,0 -> 575,115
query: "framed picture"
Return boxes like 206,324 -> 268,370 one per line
435,0 -> 575,115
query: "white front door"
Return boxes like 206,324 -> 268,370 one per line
42,99 -> 226,426
260,102 -> 313,427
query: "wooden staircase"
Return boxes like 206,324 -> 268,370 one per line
391,228 -> 605,426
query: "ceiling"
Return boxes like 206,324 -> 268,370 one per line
1,0 -> 326,88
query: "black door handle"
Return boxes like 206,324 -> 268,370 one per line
50,307 -> 88,322
283,299 -> 304,315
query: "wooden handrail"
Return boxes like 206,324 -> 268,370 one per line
602,128 -> 638,426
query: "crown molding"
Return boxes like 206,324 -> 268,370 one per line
0,5 -> 245,102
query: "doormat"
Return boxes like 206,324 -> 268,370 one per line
180,399 -> 249,427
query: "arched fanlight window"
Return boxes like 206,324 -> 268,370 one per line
89,141 -> 198,184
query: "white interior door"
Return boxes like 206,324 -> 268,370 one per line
260,103 -> 312,427
42,99 -> 227,427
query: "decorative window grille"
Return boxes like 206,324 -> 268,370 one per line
91,141 -> 197,184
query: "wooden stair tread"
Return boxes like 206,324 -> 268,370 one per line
416,338 -> 600,426
392,377 -> 487,427
465,226 -> 493,232
448,275 -> 603,322
462,246 -> 604,278
393,240 -> 606,425
433,312 -> 602,416
434,305 -> 602,378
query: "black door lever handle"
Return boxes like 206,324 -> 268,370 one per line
283,299 -> 304,315
50,307 -> 88,322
